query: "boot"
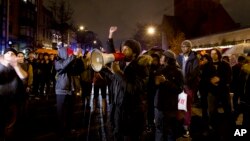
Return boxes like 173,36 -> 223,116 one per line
102,99 -> 107,116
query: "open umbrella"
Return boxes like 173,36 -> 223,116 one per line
144,46 -> 164,55
223,44 -> 250,56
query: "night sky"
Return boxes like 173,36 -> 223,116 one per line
47,0 -> 250,47
69,0 -> 172,47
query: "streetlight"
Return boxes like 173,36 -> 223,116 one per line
79,25 -> 85,31
78,25 -> 86,50
147,26 -> 156,35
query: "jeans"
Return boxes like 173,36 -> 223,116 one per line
155,108 -> 177,141
56,94 -> 75,132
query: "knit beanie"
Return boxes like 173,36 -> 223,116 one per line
163,50 -> 176,60
4,47 -> 18,55
122,39 -> 141,57
181,40 -> 193,48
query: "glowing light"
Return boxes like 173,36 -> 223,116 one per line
147,26 -> 156,35
79,26 -> 85,31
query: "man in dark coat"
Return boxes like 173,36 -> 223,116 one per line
206,49 -> 233,140
154,50 -> 184,141
101,39 -> 152,141
230,56 -> 246,121
238,60 -> 250,132
176,40 -> 200,137
0,48 -> 27,140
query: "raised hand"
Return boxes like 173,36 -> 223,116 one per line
109,26 -> 118,38
110,26 -> 117,33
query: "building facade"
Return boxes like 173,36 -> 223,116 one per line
0,0 -> 55,53
161,0 -> 240,51
190,27 -> 250,50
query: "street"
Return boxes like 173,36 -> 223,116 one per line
8,92 -> 245,141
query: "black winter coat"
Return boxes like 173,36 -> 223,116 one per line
101,60 -> 148,135
154,65 -> 184,114
177,51 -> 200,90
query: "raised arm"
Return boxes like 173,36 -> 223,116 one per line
10,56 -> 28,79
107,26 -> 117,53
108,26 -> 117,39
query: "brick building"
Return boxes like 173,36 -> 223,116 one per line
161,0 -> 240,50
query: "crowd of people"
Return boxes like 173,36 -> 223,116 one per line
0,26 -> 250,141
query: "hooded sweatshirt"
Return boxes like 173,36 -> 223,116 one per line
55,47 -> 76,95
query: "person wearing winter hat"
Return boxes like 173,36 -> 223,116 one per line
176,40 -> 200,138
0,47 -> 28,139
120,39 -> 141,62
3,47 -> 18,56
154,49 -> 184,141
100,38 -> 150,141
163,50 -> 176,60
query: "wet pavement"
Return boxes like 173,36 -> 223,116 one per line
6,92 -> 246,141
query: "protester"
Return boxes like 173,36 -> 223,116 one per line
26,51 -> 38,96
80,51 -> 94,114
54,47 -> 80,135
101,39 -> 152,141
198,54 -> 212,120
230,55 -> 246,121
238,58 -> 250,131
0,48 -> 27,140
16,52 -> 33,120
146,52 -> 161,130
154,50 -> 184,141
93,71 -> 108,115
176,40 -> 200,137
40,53 -> 52,96
207,48 -> 233,140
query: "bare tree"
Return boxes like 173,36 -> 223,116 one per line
168,31 -> 185,55
48,0 -> 74,47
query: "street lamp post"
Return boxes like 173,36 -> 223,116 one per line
78,25 -> 85,50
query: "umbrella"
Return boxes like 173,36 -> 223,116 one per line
223,44 -> 250,56
35,48 -> 57,54
144,46 -> 164,55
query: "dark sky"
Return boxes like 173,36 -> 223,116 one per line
221,0 -> 250,26
68,0 -> 173,47
47,0 -> 250,47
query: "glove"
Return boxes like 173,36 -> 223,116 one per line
67,48 -> 74,56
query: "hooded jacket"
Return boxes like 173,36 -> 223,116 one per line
55,47 -> 77,95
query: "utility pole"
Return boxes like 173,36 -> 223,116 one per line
6,0 -> 10,50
